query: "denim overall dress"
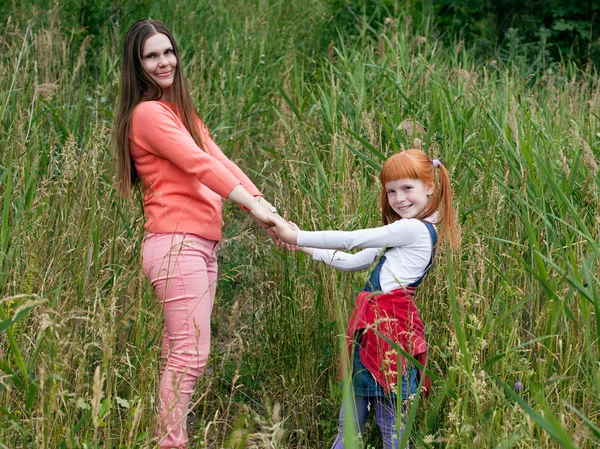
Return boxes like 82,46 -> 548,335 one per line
351,221 -> 437,399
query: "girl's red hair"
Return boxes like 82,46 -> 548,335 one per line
380,149 -> 458,249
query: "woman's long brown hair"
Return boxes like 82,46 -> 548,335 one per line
379,149 -> 459,249
114,19 -> 205,197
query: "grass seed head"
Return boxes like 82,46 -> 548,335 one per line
397,118 -> 425,138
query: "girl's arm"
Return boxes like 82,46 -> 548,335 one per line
271,217 -> 427,250
312,247 -> 380,272
272,221 -> 382,271
297,247 -> 314,256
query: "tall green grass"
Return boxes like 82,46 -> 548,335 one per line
1,1 -> 599,448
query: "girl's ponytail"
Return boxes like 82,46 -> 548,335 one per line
435,163 -> 459,250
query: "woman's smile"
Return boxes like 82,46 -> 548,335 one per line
141,33 -> 177,100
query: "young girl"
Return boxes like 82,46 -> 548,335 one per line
113,19 -> 283,449
270,149 -> 458,448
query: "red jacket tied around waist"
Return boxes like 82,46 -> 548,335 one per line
345,287 -> 429,395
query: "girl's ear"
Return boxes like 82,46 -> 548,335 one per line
426,182 -> 435,196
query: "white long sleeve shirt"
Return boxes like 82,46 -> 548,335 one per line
296,214 -> 437,293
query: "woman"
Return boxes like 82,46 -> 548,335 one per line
114,19 -> 281,449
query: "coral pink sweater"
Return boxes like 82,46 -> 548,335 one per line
130,99 -> 261,241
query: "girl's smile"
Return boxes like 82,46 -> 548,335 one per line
385,178 -> 434,219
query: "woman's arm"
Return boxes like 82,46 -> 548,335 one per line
198,122 -> 263,197
227,185 -> 284,227
132,103 -> 287,231
132,102 -> 244,199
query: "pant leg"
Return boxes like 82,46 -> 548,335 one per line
331,394 -> 371,449
142,233 -> 218,449
374,397 -> 404,449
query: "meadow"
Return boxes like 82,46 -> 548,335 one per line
0,1 -> 599,448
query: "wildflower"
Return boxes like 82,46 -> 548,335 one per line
513,381 -> 523,392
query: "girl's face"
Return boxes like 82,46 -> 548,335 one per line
385,178 -> 434,219
141,33 -> 177,100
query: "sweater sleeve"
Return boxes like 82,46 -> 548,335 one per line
296,219 -> 427,250
312,247 -> 381,272
131,102 -> 241,199
198,122 -> 262,197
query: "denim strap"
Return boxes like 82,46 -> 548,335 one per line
363,221 -> 438,292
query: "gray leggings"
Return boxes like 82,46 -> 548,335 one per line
331,395 -> 405,449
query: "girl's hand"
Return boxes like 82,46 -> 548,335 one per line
272,221 -> 313,254
278,221 -> 300,251
288,222 -> 313,255
297,246 -> 314,256
270,219 -> 298,245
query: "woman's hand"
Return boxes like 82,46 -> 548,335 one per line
246,195 -> 295,247
247,197 -> 291,247
249,196 -> 281,227
226,187 -> 299,246
227,186 -> 283,228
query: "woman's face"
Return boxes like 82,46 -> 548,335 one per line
141,33 -> 177,100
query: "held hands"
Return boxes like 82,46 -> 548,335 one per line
248,196 -> 296,246
247,195 -> 306,252
227,187 -> 298,247
268,220 -> 314,255
249,196 -> 281,227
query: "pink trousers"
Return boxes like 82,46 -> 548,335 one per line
142,232 -> 218,449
